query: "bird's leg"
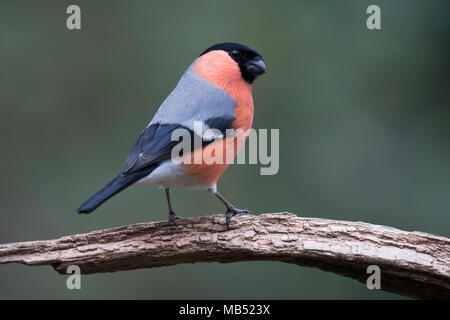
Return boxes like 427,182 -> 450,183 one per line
210,188 -> 250,230
165,188 -> 180,225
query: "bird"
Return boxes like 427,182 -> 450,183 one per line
77,42 -> 266,229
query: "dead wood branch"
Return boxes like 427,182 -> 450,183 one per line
0,213 -> 449,299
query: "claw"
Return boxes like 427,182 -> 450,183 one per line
225,211 -> 233,230
224,208 -> 250,230
169,212 -> 181,226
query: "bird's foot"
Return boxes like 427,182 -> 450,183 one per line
169,211 -> 181,226
225,207 -> 250,230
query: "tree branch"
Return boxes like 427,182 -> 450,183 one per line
0,213 -> 449,299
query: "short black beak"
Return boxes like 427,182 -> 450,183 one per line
246,57 -> 266,76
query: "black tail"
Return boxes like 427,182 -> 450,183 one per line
77,165 -> 157,214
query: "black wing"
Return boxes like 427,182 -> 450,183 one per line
121,117 -> 234,175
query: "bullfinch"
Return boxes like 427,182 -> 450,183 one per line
77,42 -> 266,229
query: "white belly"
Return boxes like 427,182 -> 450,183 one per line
135,160 -> 206,189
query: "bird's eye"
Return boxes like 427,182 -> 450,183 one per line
231,50 -> 240,58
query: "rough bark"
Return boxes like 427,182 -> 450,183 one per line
0,213 -> 449,299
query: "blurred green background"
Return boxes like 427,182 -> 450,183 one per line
0,0 -> 449,299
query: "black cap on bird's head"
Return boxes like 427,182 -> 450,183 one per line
200,42 -> 266,84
